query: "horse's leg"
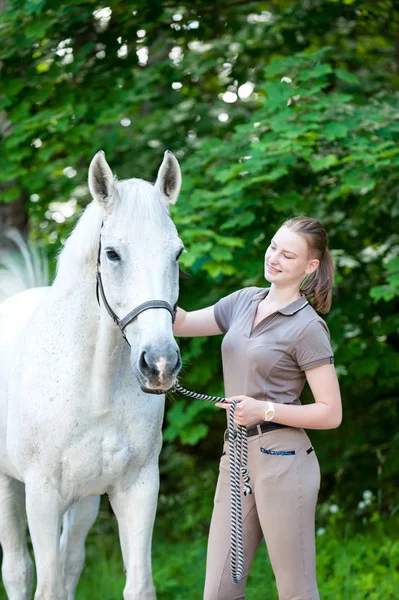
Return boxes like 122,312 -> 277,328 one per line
60,496 -> 100,600
110,462 -> 159,600
25,479 -> 68,600
0,474 -> 33,600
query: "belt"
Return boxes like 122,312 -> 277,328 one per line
225,421 -> 288,440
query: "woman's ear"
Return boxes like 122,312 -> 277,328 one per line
305,258 -> 320,275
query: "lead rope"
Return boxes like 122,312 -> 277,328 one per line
172,383 -> 252,583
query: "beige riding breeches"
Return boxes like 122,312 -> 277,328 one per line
204,427 -> 321,600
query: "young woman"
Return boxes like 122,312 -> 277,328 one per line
173,216 -> 342,600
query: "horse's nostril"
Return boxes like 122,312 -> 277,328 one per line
139,351 -> 148,371
174,351 -> 181,371
138,348 -> 181,380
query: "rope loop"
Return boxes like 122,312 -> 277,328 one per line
241,468 -> 252,496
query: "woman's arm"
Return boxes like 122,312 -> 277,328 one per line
218,363 -> 342,430
272,363 -> 342,429
173,306 -> 223,337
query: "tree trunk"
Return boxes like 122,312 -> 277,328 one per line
0,191 -> 29,236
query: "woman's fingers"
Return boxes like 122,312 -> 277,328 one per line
216,396 -> 240,407
216,402 -> 229,409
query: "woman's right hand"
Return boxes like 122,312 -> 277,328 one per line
173,306 -> 223,337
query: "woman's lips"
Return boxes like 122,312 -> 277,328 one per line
267,264 -> 281,274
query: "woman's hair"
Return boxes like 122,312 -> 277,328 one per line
282,216 -> 334,314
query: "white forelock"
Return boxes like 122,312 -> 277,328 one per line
114,178 -> 174,236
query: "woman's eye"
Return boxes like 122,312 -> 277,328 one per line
105,249 -> 120,262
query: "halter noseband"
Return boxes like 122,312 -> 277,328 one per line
95,233 -> 190,345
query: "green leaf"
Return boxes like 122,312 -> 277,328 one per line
386,258 -> 399,274
263,81 -> 291,110
311,154 -> 339,171
300,63 -> 332,81
245,166 -> 290,184
274,190 -> 302,211
180,424 -> 209,445
323,122 -> 349,140
336,68 -> 360,85
24,17 -> 51,39
36,61 -> 52,73
209,246 -> 233,261
370,286 -> 396,302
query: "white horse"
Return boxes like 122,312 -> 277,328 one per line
0,150 -> 184,600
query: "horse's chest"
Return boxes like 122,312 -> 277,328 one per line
60,426 -> 135,496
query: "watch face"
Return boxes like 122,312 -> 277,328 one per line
264,402 -> 275,421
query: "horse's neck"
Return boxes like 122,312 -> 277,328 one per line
51,263 -> 126,418
90,313 -> 124,418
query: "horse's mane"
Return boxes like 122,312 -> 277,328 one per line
52,200 -> 103,295
53,178 -> 172,296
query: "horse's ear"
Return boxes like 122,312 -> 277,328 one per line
88,151 -> 115,212
155,151 -> 182,208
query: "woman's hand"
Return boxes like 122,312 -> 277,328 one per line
216,395 -> 266,427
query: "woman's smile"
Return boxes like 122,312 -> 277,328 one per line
267,264 -> 282,274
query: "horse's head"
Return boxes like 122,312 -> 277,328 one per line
88,150 -> 183,394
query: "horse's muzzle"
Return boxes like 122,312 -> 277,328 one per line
135,343 -> 181,393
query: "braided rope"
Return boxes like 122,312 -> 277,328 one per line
172,383 -> 252,583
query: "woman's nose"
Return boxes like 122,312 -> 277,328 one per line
269,252 -> 279,264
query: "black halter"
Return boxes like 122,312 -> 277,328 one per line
95,234 -> 190,345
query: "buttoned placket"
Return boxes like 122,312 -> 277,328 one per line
249,313 -> 280,338
249,291 -> 279,338
248,289 -> 309,338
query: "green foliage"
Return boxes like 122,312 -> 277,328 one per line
1,0 -> 399,522
370,258 -> 399,302
163,400 -> 211,445
171,44 -> 399,515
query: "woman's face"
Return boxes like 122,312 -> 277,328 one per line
264,225 -> 319,286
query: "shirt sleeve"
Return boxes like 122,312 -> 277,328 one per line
214,288 -> 244,333
292,319 -> 334,371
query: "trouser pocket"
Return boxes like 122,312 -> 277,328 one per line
260,448 -> 295,456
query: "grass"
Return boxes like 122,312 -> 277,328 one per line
1,505 -> 398,599
77,521 -> 399,600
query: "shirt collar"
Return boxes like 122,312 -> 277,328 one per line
252,288 -> 309,316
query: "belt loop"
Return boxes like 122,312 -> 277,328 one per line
257,424 -> 262,436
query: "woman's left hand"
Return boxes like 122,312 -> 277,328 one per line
216,395 -> 265,427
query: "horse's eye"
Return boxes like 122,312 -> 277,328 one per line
105,249 -> 120,262
176,248 -> 184,261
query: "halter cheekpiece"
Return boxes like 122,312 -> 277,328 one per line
95,229 -> 189,345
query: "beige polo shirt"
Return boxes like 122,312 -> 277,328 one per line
214,287 -> 334,404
